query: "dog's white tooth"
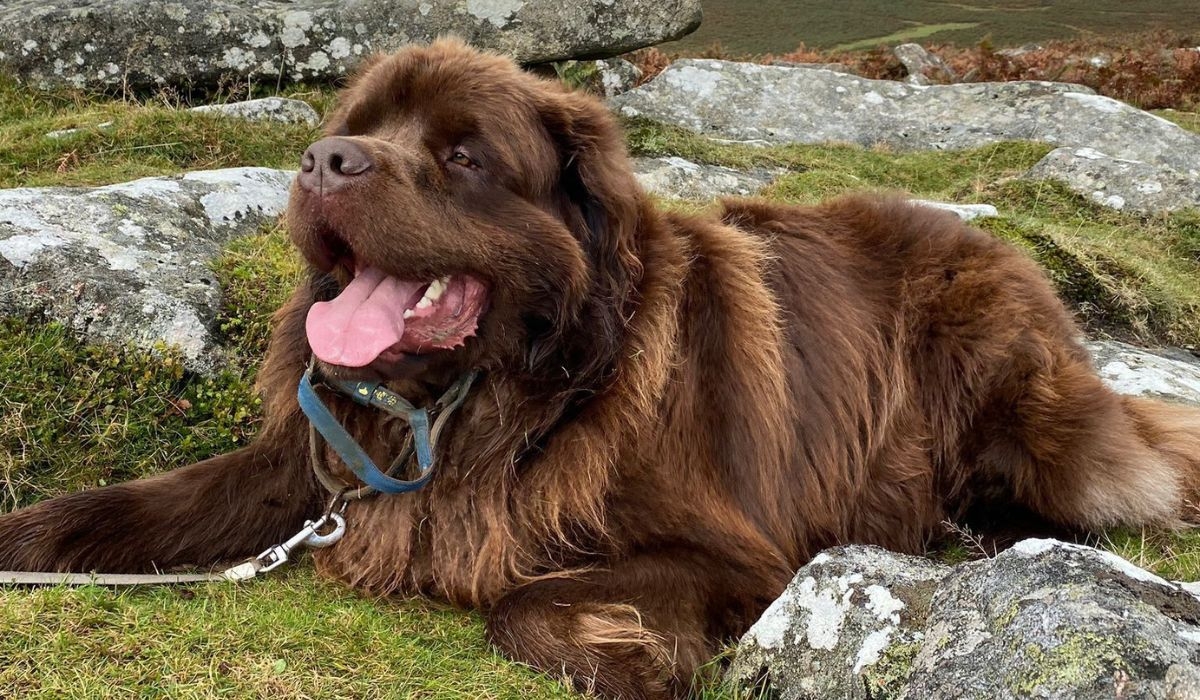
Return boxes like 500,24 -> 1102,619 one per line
403,309 -> 415,319
415,296 -> 432,309
426,279 -> 446,302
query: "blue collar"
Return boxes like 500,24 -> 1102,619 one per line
297,363 -> 477,495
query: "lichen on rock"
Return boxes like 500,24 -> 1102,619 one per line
0,0 -> 702,91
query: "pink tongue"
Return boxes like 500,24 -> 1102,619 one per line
305,266 -> 426,367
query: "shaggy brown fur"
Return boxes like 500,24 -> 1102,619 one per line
2,39 -> 1199,699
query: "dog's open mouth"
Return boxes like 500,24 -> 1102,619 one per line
305,265 -> 488,367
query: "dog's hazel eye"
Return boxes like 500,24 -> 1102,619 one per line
449,150 -> 477,169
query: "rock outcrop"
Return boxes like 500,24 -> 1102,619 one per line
0,168 -> 294,373
729,540 -> 1200,699
610,59 -> 1200,214
0,0 -> 701,90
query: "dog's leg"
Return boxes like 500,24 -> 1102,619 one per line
0,424 -> 319,573
487,552 -> 751,700
0,280 -> 324,574
975,345 -> 1200,530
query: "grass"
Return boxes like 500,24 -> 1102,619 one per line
1158,109 -> 1200,133
0,568 -> 574,700
832,23 -> 981,53
0,76 -> 326,188
0,70 -> 1199,699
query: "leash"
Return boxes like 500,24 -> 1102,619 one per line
0,360 -> 478,587
0,507 -> 346,586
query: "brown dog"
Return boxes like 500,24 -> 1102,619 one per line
2,38 -> 1199,699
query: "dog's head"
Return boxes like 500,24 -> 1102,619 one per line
288,38 -> 644,389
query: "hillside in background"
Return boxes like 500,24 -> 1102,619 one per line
665,0 -> 1200,55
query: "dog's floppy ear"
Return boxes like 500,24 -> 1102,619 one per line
539,87 -> 643,290
533,86 -> 646,382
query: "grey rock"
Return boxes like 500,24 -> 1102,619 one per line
190,97 -> 320,126
910,540 -> 1200,700
0,0 -> 701,90
728,546 -> 947,700
594,58 -> 643,98
893,43 -> 954,86
998,44 -> 1044,59
909,200 -> 998,221
632,156 -> 777,200
610,59 -> 1193,164
1026,147 -> 1200,214
45,121 -> 113,139
0,167 -> 294,373
769,60 -> 856,75
611,59 -> 1200,215
730,540 -> 1200,700
707,137 -> 774,149
1087,340 -> 1200,406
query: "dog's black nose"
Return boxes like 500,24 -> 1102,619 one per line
298,137 -> 374,195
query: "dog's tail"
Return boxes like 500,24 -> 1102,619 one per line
1121,396 -> 1200,523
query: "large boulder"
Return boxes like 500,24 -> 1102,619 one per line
0,168 -> 294,373
729,540 -> 1200,699
0,0 -> 701,90
610,60 -> 1200,213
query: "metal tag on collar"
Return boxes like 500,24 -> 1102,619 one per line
341,380 -> 417,414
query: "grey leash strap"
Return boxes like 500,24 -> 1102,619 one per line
0,571 -> 241,586
0,510 -> 347,587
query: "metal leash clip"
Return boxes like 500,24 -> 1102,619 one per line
253,511 -> 347,574
220,497 -> 349,582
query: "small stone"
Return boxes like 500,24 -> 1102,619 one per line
190,97 -> 320,126
45,121 -> 114,139
632,156 -> 778,200
909,200 -> 999,221
594,58 -> 642,98
892,43 -> 955,85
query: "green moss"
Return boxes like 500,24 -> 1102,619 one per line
0,319 -> 263,510
1009,633 -> 1130,696
861,640 -> 922,699
623,117 -> 1052,196
1154,109 -> 1200,134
